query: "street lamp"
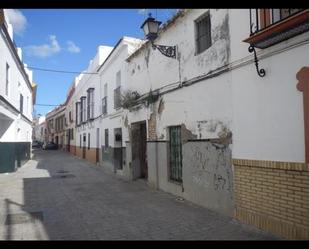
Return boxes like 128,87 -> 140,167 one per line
141,13 -> 177,59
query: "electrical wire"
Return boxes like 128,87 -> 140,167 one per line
25,66 -> 98,75
35,103 -> 64,106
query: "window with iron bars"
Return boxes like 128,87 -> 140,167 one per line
80,97 -> 86,123
87,88 -> 94,120
114,86 -> 121,109
102,97 -> 107,115
169,126 -> 183,183
75,102 -> 81,126
195,12 -> 212,55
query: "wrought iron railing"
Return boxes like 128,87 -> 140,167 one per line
249,9 -> 305,35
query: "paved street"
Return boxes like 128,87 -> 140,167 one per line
0,149 -> 278,240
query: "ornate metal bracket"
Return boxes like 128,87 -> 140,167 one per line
248,45 -> 266,77
152,43 -> 177,59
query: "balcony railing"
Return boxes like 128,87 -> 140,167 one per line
244,9 -> 309,49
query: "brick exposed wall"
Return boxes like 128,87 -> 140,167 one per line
148,112 -> 157,141
233,159 -> 309,239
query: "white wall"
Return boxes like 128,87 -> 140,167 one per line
97,38 -> 143,149
229,9 -> 308,162
0,16 -> 33,143
74,45 -> 113,149
125,8 -> 308,164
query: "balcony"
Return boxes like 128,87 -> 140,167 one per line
243,9 -> 309,49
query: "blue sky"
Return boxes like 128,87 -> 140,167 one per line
9,9 -> 177,116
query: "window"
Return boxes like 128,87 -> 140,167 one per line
114,71 -> 122,109
80,97 -> 86,123
102,97 -> 107,115
169,126 -> 182,182
5,63 -> 9,96
20,94 -> 23,114
87,88 -> 94,120
102,83 -> 108,115
76,102 -> 81,126
71,128 -> 74,140
27,96 -> 30,115
80,134 -> 82,148
88,133 -> 90,149
195,13 -> 212,54
105,129 -> 109,147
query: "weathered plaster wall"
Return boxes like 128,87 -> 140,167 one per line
182,141 -> 234,216
126,9 -> 230,96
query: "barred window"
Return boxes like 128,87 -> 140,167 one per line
195,13 -> 212,54
87,88 -> 94,120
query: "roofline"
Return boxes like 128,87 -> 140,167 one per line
96,36 -> 142,73
96,37 -> 124,73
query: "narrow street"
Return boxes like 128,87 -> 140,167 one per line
0,149 -> 277,240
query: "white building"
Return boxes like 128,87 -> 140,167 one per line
33,115 -> 46,143
73,45 -> 113,164
64,79 -> 77,154
116,9 -> 309,239
96,37 -> 143,174
0,9 -> 36,172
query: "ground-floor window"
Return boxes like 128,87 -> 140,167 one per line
169,126 -> 182,182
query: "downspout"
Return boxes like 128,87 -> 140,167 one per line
155,139 -> 159,190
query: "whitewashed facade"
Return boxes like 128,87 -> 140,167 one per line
96,37 -> 143,173
0,10 -> 35,144
73,45 -> 113,163
33,115 -> 46,143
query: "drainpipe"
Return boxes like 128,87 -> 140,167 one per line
155,140 -> 159,190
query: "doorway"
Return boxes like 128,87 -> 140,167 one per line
131,121 -> 147,179
96,128 -> 100,163
82,133 -> 86,159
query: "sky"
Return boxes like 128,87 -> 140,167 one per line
7,9 -> 178,116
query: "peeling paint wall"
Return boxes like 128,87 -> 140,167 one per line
126,9 -> 231,97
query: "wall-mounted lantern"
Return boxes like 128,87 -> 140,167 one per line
141,13 -> 177,59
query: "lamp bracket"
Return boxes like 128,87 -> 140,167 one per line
248,45 -> 265,77
152,43 -> 177,59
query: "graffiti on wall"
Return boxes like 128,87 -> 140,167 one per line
189,142 -> 232,193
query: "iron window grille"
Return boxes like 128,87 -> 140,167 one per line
195,12 -> 212,55
6,63 -> 9,96
87,88 -> 94,120
80,96 -> 86,123
169,126 -> 183,183
102,97 -> 107,115
75,102 -> 81,126
114,86 -> 122,110
19,94 -> 23,114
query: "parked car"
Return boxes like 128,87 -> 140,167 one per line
32,141 -> 41,148
42,142 -> 58,150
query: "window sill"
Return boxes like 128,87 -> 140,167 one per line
243,9 -> 309,49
